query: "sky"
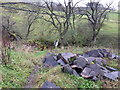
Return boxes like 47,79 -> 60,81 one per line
2,0 -> 120,10
53,0 -> 119,10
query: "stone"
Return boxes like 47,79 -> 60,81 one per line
53,56 -> 58,60
82,64 -> 104,80
111,54 -> 117,59
82,54 -> 90,58
71,65 -> 83,74
101,59 -> 107,66
116,55 -> 120,60
87,64 -> 102,76
77,54 -> 83,57
108,54 -> 118,59
106,66 -> 118,71
118,71 -> 120,79
112,55 -> 120,60
85,57 -> 95,64
85,49 -> 110,58
73,70 -> 80,77
81,67 -> 92,78
97,49 -> 104,57
46,53 -> 55,57
71,65 -> 78,68
45,53 -> 57,60
94,58 -> 103,65
62,64 -> 79,76
103,71 -> 119,81
97,49 -> 109,57
92,76 -> 98,81
41,80 -> 61,89
57,52 -> 77,64
85,49 -> 101,57
43,56 -> 58,67
42,49 -> 120,82
89,71 -> 96,76
95,58 -> 107,66
73,57 -> 87,69
97,64 -> 110,73
57,59 -> 66,66
62,64 -> 72,74
58,53 -> 77,64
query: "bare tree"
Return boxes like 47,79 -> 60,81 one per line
0,2 -> 43,39
41,0 -> 82,46
24,12 -> 39,39
2,15 -> 22,41
79,0 -> 113,44
24,2 -> 43,39
0,1 -> 82,46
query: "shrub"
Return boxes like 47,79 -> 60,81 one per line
64,20 -> 92,46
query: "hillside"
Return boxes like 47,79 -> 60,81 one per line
0,1 -> 119,89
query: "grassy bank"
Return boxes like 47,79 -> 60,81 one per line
0,45 -> 119,88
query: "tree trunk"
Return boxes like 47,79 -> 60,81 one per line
59,34 -> 65,47
92,36 -> 97,44
92,29 -> 97,45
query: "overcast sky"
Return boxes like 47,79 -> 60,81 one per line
53,0 -> 119,10
3,0 -> 120,10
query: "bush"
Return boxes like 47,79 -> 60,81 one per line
64,20 -> 92,46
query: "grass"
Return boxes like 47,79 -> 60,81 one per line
33,46 -> 119,88
2,6 -> 119,48
0,48 -> 47,88
35,66 -> 99,88
0,5 -> 119,88
108,11 -> 118,21
95,11 -> 119,48
50,46 -> 119,55
101,21 -> 118,37
0,45 -> 119,88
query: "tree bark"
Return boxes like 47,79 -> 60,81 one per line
92,35 -> 97,43
59,34 -> 65,47
92,29 -> 97,45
